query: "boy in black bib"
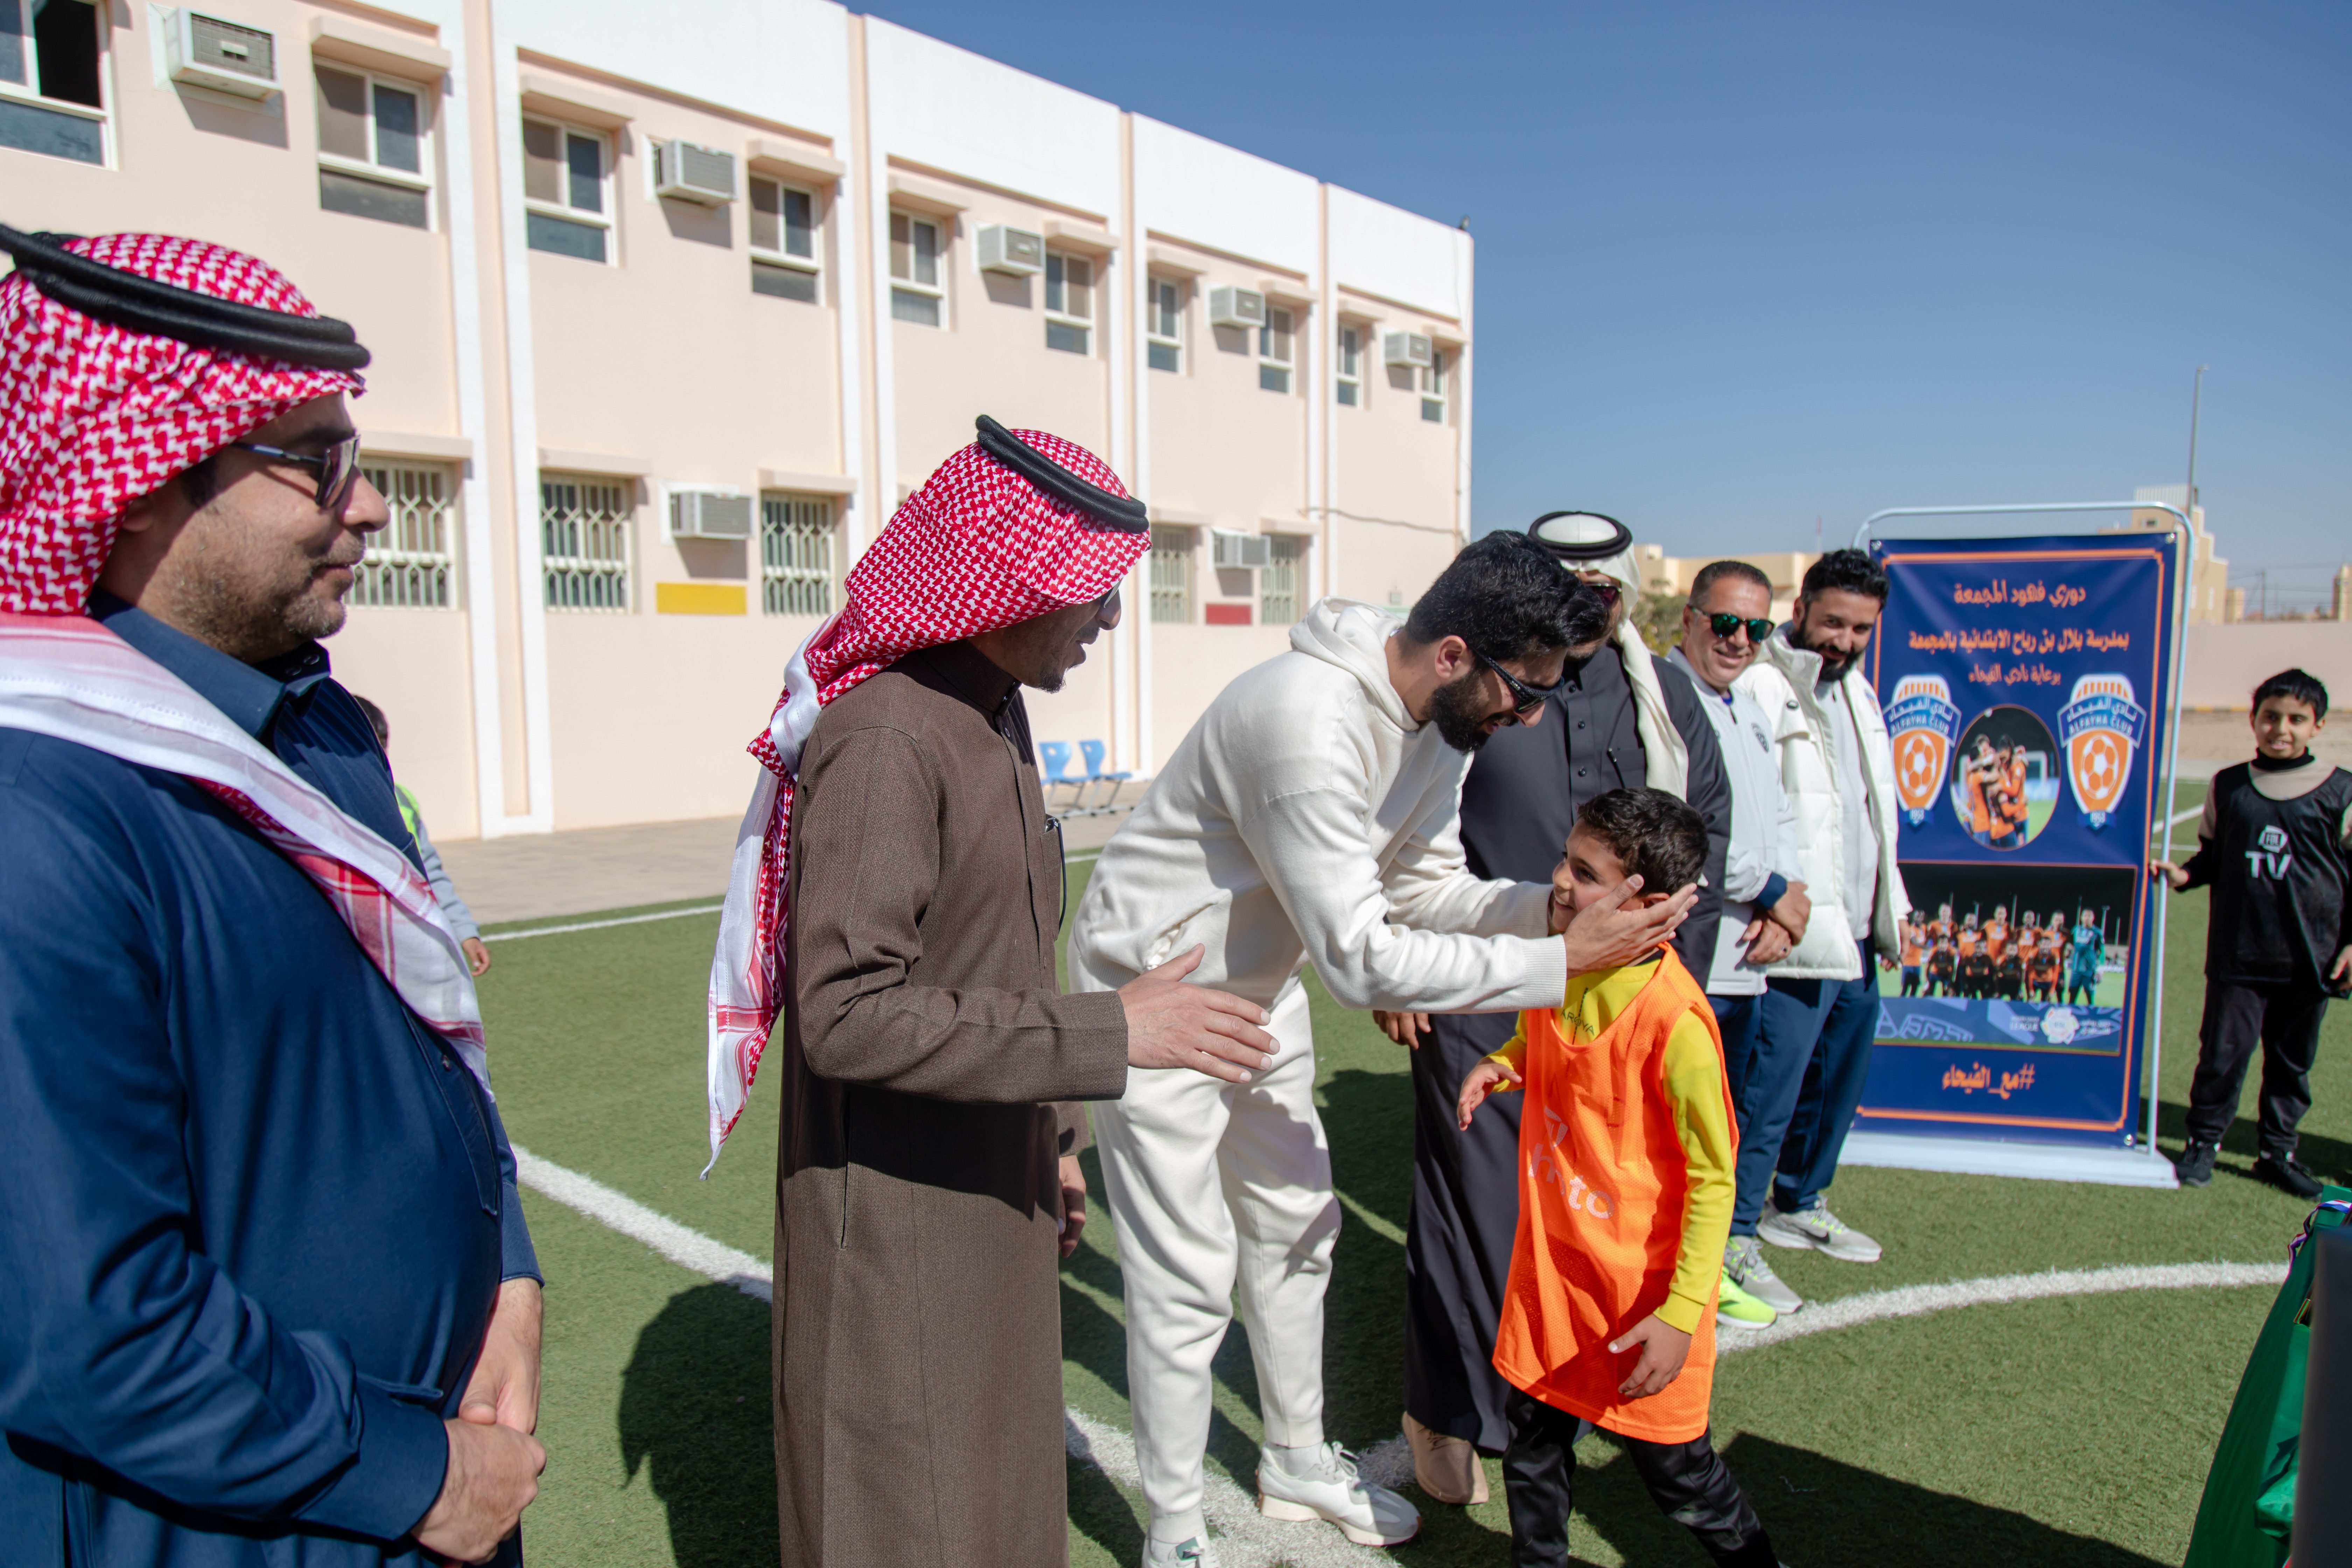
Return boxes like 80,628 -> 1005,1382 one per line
2153,668 -> 2352,1196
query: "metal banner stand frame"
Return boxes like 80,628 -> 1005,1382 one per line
1836,501 -> 2191,1189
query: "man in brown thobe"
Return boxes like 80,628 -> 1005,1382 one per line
707,419 -> 1272,1567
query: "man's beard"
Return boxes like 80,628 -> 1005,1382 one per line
1428,669 -> 1499,752
1796,626 -> 1855,682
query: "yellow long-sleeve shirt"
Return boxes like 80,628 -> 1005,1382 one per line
1486,959 -> 1736,1335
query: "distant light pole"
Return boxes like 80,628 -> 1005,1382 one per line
2185,364 -> 2207,514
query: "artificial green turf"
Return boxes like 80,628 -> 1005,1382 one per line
478,782 -> 2344,1566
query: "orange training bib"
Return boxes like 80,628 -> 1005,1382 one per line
1491,951 -> 1731,1444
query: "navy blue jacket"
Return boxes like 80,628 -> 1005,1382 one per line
0,598 -> 538,1565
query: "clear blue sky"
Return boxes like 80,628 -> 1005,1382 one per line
861,0 -> 2347,591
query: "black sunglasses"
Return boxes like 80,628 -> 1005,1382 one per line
230,433 -> 363,511
1703,610 -> 1776,644
1473,648 -> 1563,718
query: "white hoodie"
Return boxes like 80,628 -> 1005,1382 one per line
1067,598 -> 1566,1013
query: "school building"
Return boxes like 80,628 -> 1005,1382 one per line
2,0 -> 1474,835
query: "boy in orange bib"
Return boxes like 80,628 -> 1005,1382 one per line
1460,789 -> 1779,1568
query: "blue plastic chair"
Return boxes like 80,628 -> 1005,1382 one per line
1078,739 -> 1133,811
1038,740 -> 1087,811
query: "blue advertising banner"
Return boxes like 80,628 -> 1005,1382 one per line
1858,532 -> 2180,1149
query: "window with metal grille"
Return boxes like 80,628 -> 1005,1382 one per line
352,460 -> 456,608
1261,534 -> 1306,626
761,492 -> 836,616
540,473 -> 631,610
1149,525 -> 1194,624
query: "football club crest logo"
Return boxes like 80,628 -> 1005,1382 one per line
2058,674 -> 2147,831
1885,674 -> 1962,827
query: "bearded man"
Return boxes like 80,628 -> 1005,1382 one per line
1067,533 -> 1695,1565
1387,511 -> 1732,1501
0,226 -> 541,1566
706,418 -> 1275,1567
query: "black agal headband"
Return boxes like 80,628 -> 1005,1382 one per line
973,414 -> 1147,533
0,223 -> 371,371
1527,510 -> 1633,564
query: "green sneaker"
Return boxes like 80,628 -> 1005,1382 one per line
1725,1234 -> 1803,1313
1716,1269 -> 1780,1330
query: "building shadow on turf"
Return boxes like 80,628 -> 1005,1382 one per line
618,1282 -> 780,1567
1699,1434 -> 2171,1568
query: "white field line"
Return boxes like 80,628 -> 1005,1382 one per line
1715,1259 -> 2283,1353
488,904 -> 724,943
511,1146 -> 2281,1563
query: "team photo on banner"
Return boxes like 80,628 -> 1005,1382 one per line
1863,532 -> 2183,1150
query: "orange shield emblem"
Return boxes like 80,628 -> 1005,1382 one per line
1885,675 -> 1960,828
2058,675 -> 2146,831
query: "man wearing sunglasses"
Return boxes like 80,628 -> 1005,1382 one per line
0,227 -> 543,1566
1385,510 -> 1734,1506
1666,560 -> 1814,1326
1069,533 -> 1697,1565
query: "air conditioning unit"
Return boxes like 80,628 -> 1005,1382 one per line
166,9 -> 279,98
1208,287 -> 1267,331
654,140 -> 738,205
669,490 -> 754,541
1384,331 -> 1434,369
978,225 -> 1045,276
1211,530 -> 1272,570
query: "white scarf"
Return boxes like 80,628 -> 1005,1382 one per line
0,614 -> 489,1090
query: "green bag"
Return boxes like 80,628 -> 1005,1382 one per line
2184,1185 -> 2351,1568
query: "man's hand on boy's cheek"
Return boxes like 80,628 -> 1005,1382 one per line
1608,1313 -> 1691,1399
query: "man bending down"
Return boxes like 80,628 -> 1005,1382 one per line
1069,534 -> 1696,1566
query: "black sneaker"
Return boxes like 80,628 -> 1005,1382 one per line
2173,1141 -> 2218,1187
2252,1155 -> 2323,1199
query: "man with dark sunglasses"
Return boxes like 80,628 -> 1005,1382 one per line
1069,534 -> 1697,1565
1667,559 -> 1814,1326
0,227 -> 543,1566
1382,510 -> 1733,1506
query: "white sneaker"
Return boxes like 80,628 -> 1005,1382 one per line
1757,1200 -> 1882,1262
1258,1441 -> 1421,1547
1724,1235 -> 1804,1312
1142,1535 -> 1216,1567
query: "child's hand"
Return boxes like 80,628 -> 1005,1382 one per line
1456,1058 -> 1522,1130
2332,944 -> 2352,989
2148,859 -> 2190,891
1608,1312 -> 1692,1399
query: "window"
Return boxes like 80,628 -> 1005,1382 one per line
1261,534 -> 1306,626
1335,326 -> 1362,406
889,211 -> 943,327
351,460 -> 457,608
1148,525 -> 1194,624
1146,278 -> 1182,373
522,118 -> 611,262
761,492 -> 836,616
748,175 -> 818,302
0,0 -> 105,166
1257,306 -> 1293,394
1421,348 -> 1447,423
540,473 -> 631,610
316,65 -> 431,230
1043,252 -> 1092,355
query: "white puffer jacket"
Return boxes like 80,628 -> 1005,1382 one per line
1734,632 -> 1911,980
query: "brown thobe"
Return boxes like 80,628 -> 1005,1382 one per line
774,639 -> 1129,1567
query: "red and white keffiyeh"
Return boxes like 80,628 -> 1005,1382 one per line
0,236 -> 475,1077
0,615 -> 488,1086
0,232 -> 362,615
704,427 -> 1149,1169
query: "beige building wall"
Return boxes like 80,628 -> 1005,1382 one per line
5,0 -> 1470,836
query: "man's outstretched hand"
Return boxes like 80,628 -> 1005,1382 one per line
1550,874 -> 1698,973
1121,945 -> 1275,1083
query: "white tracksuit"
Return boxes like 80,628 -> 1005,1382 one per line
1068,598 -> 1568,1541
